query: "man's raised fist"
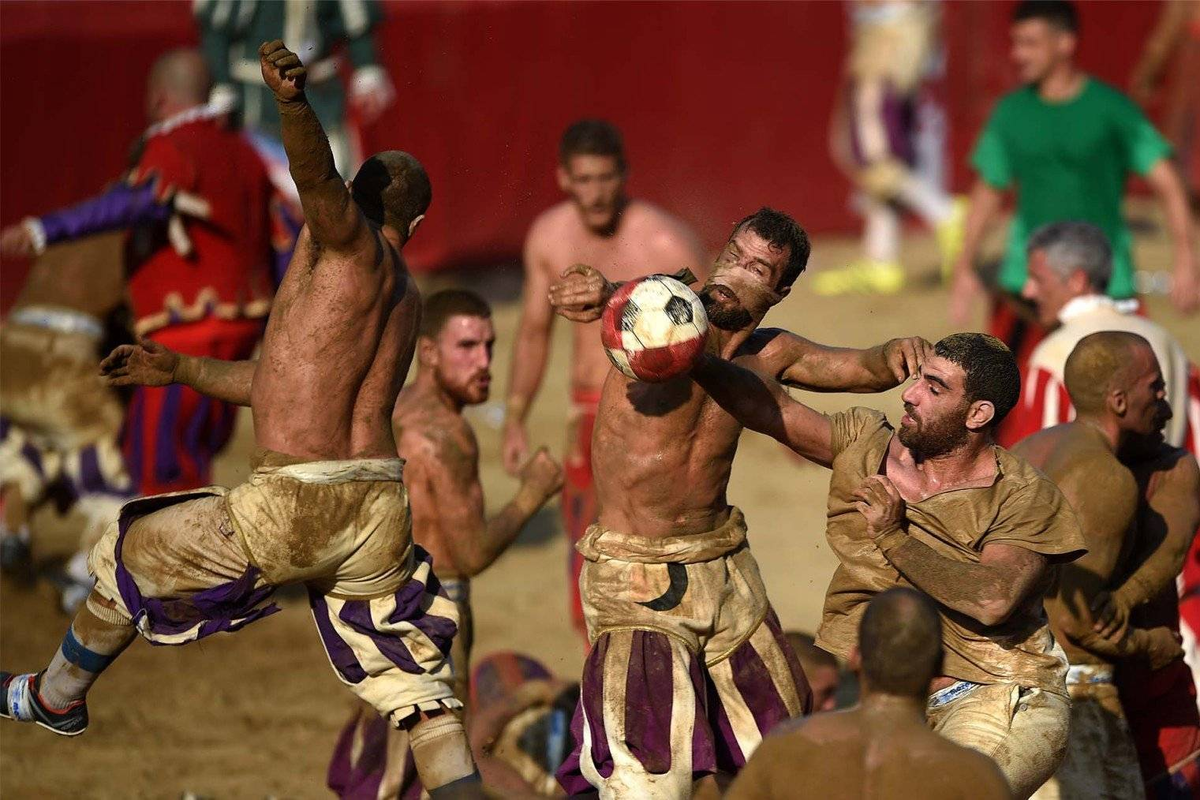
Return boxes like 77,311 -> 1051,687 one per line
259,40 -> 306,102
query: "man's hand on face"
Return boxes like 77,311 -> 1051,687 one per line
549,264 -> 616,323
852,475 -> 906,538
884,337 -> 934,383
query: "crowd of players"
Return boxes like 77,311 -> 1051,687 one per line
1,1 -> 1200,799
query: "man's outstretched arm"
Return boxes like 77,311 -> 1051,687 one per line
753,330 -> 932,393
260,40 -> 368,255
101,339 -> 256,407
691,354 -> 834,467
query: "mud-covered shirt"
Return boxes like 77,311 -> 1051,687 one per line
816,408 -> 1087,696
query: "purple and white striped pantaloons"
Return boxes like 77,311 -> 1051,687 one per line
558,509 -> 812,798
88,457 -> 463,727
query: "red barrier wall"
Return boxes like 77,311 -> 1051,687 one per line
0,0 -> 1162,305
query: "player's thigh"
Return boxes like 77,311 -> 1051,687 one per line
120,495 -> 248,596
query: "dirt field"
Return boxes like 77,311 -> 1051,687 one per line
3,216 -> 1197,798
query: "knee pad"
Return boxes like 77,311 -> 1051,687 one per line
407,712 -> 479,792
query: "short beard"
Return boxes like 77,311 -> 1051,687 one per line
898,404 -> 971,458
700,291 -> 753,331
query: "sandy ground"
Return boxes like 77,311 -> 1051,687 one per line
2,215 -> 1197,798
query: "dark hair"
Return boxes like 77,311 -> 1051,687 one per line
559,119 -> 626,171
730,207 -> 811,289
934,333 -> 1022,426
1012,0 -> 1079,33
859,588 -> 943,697
351,151 -> 432,239
420,289 -> 492,338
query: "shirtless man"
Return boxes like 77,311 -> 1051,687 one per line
326,290 -> 563,798
0,41 -> 481,797
724,589 -> 1011,800
501,119 -> 706,637
692,332 -> 1086,799
548,206 -> 934,796
1013,332 -> 1181,798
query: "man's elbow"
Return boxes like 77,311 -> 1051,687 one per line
974,595 -> 1019,627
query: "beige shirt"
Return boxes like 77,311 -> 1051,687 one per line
815,408 -> 1086,695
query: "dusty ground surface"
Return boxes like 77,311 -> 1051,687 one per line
2,216 -> 1197,798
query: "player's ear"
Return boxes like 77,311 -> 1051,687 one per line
556,164 -> 572,193
775,282 -> 791,301
417,335 -> 437,368
965,400 -> 995,432
1110,388 -> 1128,417
408,214 -> 425,239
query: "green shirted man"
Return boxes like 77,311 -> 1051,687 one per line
949,0 -> 1198,329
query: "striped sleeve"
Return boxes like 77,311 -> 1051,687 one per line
1000,365 -> 1074,447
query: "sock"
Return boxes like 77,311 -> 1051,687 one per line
897,174 -> 953,227
863,199 -> 900,264
407,711 -> 480,794
38,595 -> 135,709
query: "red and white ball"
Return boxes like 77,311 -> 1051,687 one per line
600,275 -> 709,382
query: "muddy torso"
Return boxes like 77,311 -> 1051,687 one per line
1014,424 -> 1137,666
251,227 -> 419,460
535,200 -> 702,393
591,331 -> 783,539
392,388 -> 479,578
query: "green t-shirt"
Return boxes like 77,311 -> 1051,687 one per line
971,78 -> 1171,298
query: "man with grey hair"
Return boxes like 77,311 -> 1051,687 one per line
1001,220 -> 1198,453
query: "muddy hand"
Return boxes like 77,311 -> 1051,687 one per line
100,337 -> 180,387
259,40 -> 307,101
852,475 -> 906,537
885,337 -> 933,382
520,447 -> 564,499
549,264 -> 615,323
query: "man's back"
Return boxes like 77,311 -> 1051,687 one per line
726,709 -> 1011,799
253,226 -> 419,461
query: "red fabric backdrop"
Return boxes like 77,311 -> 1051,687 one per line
0,0 -> 1162,307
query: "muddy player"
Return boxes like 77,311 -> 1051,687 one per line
501,119 -> 706,638
692,332 -> 1086,799
325,290 -> 563,798
1013,332 -> 1180,798
548,207 -> 934,796
724,589 -> 1011,800
0,235 -> 133,605
0,41 -> 482,796
1115,425 -> 1200,794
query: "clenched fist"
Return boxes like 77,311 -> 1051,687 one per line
852,475 -> 906,538
260,40 -> 306,102
549,264 -> 616,323
519,447 -> 565,501
100,337 -> 180,387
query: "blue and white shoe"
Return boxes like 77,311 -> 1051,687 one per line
0,672 -> 88,736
